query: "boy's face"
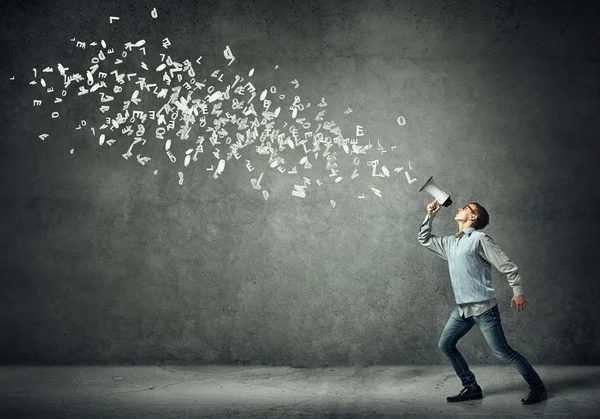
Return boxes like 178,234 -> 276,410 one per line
455,203 -> 477,223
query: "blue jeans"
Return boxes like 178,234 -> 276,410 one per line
438,304 -> 544,390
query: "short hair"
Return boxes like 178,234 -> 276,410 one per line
470,202 -> 489,230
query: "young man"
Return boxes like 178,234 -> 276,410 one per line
417,199 -> 547,405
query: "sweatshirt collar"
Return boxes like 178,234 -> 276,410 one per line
457,227 -> 476,238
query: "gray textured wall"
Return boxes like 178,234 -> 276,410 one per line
1,0 -> 599,366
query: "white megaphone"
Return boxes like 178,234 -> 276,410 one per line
419,176 -> 453,207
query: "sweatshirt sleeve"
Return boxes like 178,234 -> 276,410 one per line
479,235 -> 524,296
417,214 -> 449,260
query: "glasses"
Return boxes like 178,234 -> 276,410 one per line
462,204 -> 477,217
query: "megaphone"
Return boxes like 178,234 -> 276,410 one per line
419,176 -> 453,207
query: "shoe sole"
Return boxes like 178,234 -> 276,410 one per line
522,393 -> 548,404
447,394 -> 483,402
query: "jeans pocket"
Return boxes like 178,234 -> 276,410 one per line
477,304 -> 499,318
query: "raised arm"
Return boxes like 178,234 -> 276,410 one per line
417,200 -> 449,260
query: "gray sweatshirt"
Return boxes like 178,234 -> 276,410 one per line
418,214 -> 523,318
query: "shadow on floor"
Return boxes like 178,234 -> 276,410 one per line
480,368 -> 600,397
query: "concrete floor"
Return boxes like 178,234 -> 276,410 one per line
1,365 -> 599,418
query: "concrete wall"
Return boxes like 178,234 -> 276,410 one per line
1,0 -> 599,365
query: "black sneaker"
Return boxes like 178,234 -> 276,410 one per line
447,385 -> 483,402
521,385 -> 547,404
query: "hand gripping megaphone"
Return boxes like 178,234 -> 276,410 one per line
419,176 -> 453,207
